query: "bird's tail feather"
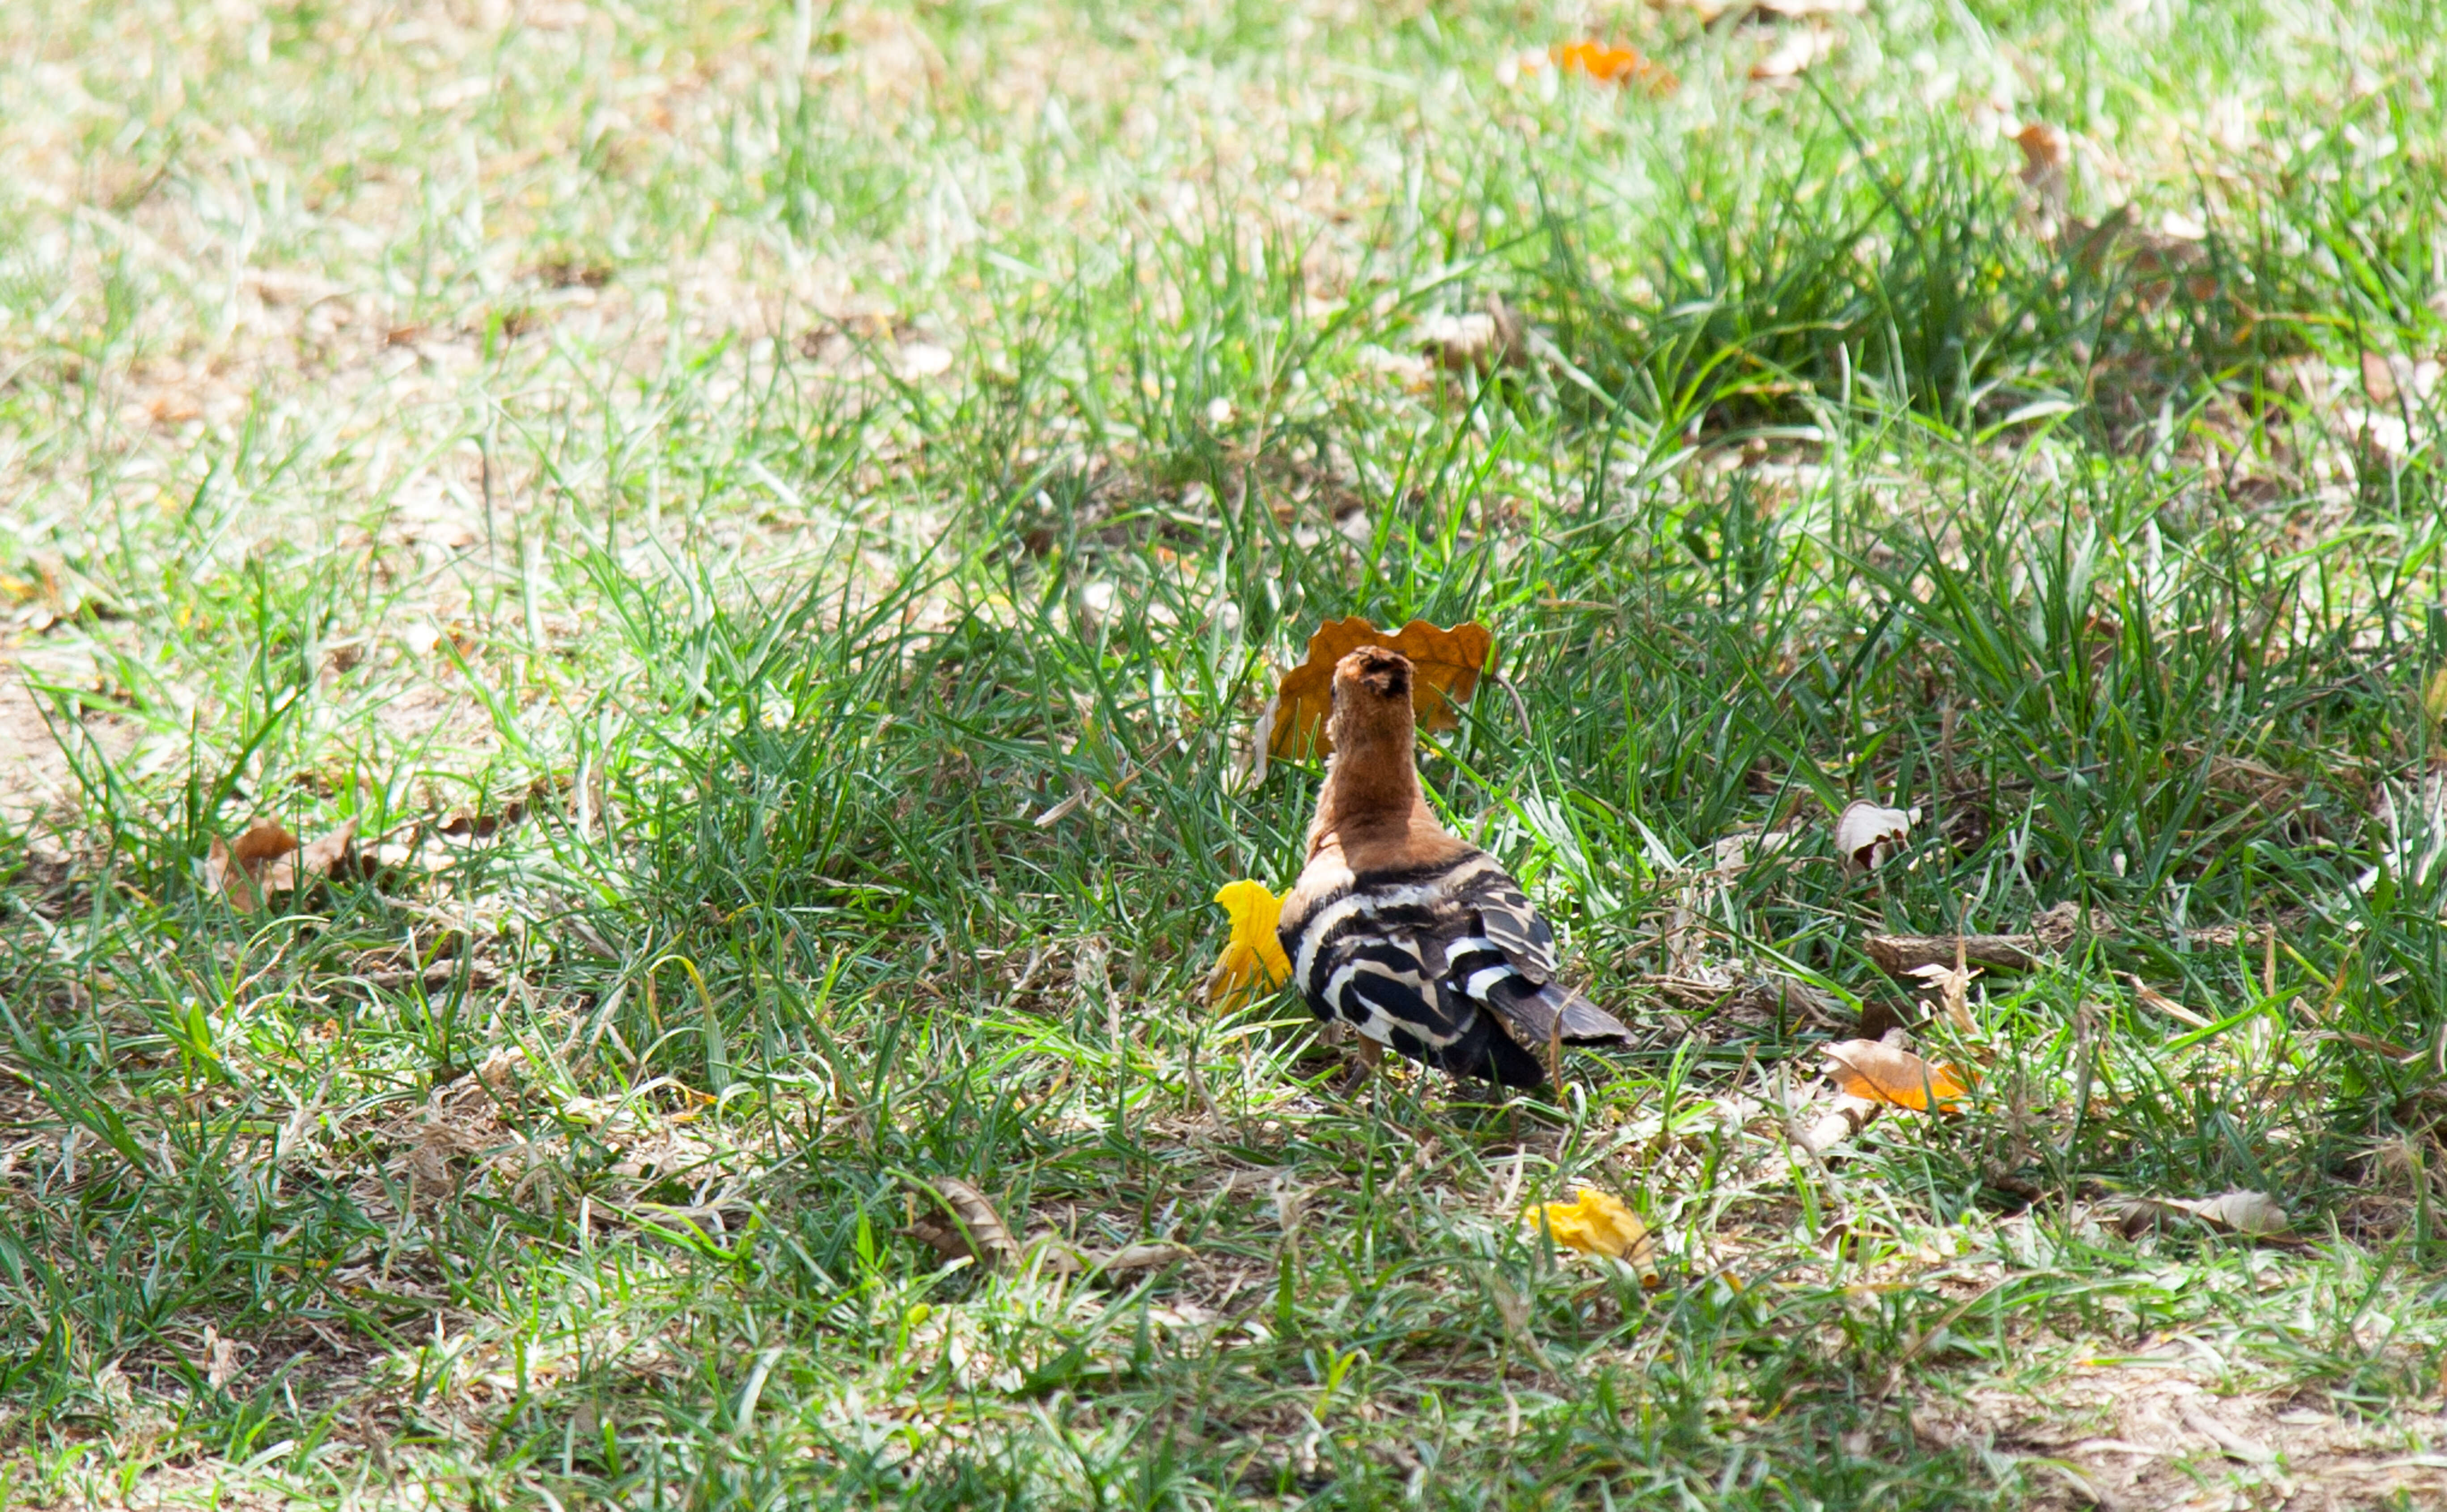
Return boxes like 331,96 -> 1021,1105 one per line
1554,986 -> 1633,1043
1490,982 -> 1632,1049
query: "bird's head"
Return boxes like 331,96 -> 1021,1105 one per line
1328,646 -> 1415,751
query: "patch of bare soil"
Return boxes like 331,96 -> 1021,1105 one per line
1920,1359 -> 2447,1510
0,657 -> 76,834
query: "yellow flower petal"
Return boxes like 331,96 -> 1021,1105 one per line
1204,879 -> 1291,1006
1524,1188 -> 1657,1281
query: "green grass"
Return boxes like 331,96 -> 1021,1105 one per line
4,0 -> 2447,1507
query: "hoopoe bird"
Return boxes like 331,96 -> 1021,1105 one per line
1276,646 -> 1632,1087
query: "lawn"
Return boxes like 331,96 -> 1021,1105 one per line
4,0 -> 2447,1507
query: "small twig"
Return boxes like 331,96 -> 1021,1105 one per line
1493,671 -> 1533,738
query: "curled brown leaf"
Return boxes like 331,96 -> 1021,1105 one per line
902,1176 -> 1020,1270
206,819 -> 357,910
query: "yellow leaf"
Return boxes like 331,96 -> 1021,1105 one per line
1203,879 -> 1291,1007
1523,1188 -> 1658,1280
1821,1039 -> 1967,1113
1267,617 -> 1494,762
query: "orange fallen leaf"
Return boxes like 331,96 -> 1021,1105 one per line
1821,1038 -> 1966,1113
1549,39 -> 1675,91
1267,617 -> 1494,761
2015,121 -> 2070,182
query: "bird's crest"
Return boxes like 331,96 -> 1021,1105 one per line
1329,647 -> 1417,757
1336,645 -> 1413,701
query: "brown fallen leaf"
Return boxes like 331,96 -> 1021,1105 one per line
230,818 -> 297,864
902,1176 -> 1021,1271
1821,1038 -> 1966,1113
1266,617 -> 1494,762
439,798 -> 526,840
2360,351 -> 2439,407
260,819 -> 359,894
205,819 -> 300,910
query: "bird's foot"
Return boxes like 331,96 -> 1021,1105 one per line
1336,1035 -> 1384,1096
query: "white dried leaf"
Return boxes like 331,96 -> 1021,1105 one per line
1834,800 -> 1917,874
2101,1189 -> 2289,1240
1090,1242 -> 1194,1273
202,1325 -> 239,1390
1905,959 -> 1978,1033
1416,298 -> 1524,373
2184,1190 -> 2290,1236
1355,343 -> 1434,389
1710,828 -> 1794,873
1749,26 -> 1837,80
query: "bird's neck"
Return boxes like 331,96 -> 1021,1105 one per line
1307,730 -> 1457,869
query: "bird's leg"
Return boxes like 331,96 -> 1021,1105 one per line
1338,1035 -> 1382,1095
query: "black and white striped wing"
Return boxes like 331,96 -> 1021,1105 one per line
1282,851 -> 1627,1085
1282,858 -> 1544,1084
1441,856 -> 1633,1050
1453,864 -> 1558,982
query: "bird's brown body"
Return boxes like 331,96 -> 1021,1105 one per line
1275,646 -> 1631,1086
